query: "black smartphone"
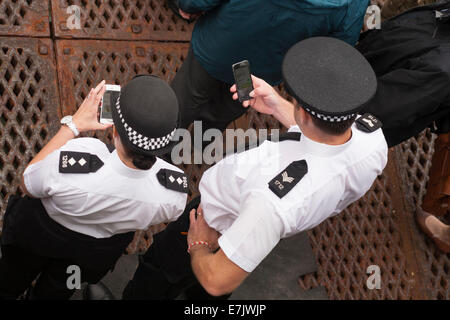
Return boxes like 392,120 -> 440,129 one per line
232,60 -> 254,102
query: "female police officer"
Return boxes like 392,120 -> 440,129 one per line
0,75 -> 188,299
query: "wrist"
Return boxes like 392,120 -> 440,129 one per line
188,240 -> 212,254
272,102 -> 285,121
275,99 -> 297,127
59,125 -> 76,138
60,115 -> 80,136
71,116 -> 84,133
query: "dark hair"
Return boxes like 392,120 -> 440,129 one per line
310,113 -> 357,136
122,144 -> 157,170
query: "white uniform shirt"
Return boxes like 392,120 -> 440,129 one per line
23,138 -> 187,238
199,122 -> 388,272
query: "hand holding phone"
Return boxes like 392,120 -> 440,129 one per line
232,60 -> 254,102
72,80 -> 112,132
99,84 -> 121,125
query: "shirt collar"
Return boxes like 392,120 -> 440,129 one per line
107,150 -> 149,179
288,125 -> 354,157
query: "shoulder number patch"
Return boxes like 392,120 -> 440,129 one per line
157,169 -> 189,194
269,160 -> 308,199
59,151 -> 104,174
356,113 -> 382,133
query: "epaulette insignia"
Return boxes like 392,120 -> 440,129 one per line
269,160 -> 308,199
59,151 -> 104,173
356,113 -> 382,133
157,169 -> 189,194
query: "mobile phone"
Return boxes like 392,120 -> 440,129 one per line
99,84 -> 121,125
232,60 -> 254,102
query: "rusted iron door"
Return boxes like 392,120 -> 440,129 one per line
51,0 -> 193,41
0,37 -> 60,226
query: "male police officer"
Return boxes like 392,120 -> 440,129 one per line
0,76 -> 188,299
91,37 -> 388,299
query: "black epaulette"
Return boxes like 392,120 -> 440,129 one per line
157,169 -> 189,194
269,132 -> 302,142
268,160 -> 308,199
356,113 -> 382,133
227,132 -> 302,156
59,151 -> 104,174
106,144 -> 116,153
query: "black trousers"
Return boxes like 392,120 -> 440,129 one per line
122,197 -> 230,300
171,46 -> 247,132
0,196 -> 133,300
0,244 -> 110,300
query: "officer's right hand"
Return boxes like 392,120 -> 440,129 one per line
73,80 -> 112,133
188,207 -> 220,251
230,75 -> 282,116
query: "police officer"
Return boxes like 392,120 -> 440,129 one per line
0,75 -> 188,300
92,37 -> 388,299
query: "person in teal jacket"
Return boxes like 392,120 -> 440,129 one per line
169,0 -> 370,134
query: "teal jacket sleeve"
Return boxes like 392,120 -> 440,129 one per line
177,0 -> 224,13
330,0 -> 369,45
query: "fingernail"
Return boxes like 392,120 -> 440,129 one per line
249,91 -> 255,97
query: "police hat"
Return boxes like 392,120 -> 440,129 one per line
112,75 -> 179,156
282,37 -> 377,122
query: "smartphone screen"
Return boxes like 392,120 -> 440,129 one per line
233,61 -> 254,102
100,90 -> 119,123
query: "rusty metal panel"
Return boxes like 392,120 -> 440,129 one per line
55,40 -> 188,116
0,0 -> 50,36
396,131 -> 449,300
298,157 -> 424,299
54,39 -> 188,253
51,0 -> 193,41
0,37 -> 60,230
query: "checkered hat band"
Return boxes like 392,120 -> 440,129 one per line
305,108 -> 355,122
116,96 -> 176,151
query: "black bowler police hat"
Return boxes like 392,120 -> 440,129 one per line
112,75 -> 179,156
282,37 -> 377,122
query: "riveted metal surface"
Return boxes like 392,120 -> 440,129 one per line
0,0 -> 50,36
0,37 -> 60,230
396,131 -> 449,300
54,39 -> 189,253
51,0 -> 193,41
297,156 -> 425,299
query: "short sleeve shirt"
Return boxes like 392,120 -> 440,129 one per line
199,122 -> 388,272
23,138 -> 188,238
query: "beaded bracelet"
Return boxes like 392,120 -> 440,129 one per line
187,241 -> 211,254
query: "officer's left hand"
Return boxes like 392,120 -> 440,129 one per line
73,80 -> 112,132
188,206 -> 220,251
